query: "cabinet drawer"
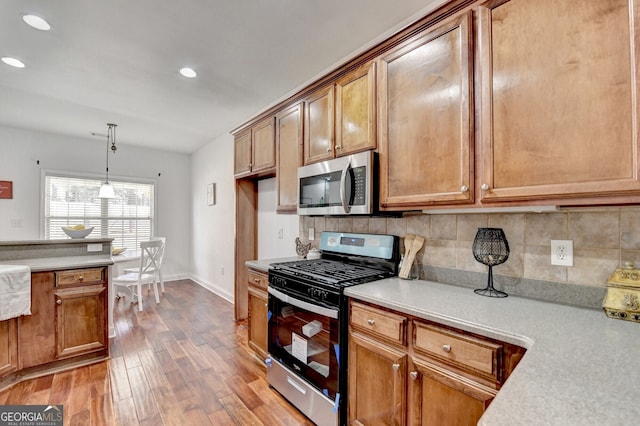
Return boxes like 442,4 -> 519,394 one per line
350,301 -> 407,346
413,321 -> 502,379
248,270 -> 268,290
55,268 -> 105,287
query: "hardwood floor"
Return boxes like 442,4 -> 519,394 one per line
0,279 -> 313,426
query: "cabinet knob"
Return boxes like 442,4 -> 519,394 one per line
78,275 -> 84,281
481,183 -> 490,191
326,147 -> 332,152
367,319 -> 375,326
254,278 -> 261,283
56,299 -> 62,305
460,185 -> 469,193
392,363 -> 400,371
264,303 -> 268,308
335,145 -> 341,150
442,344 -> 452,353
410,371 -> 418,380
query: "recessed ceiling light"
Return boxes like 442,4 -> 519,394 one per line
179,67 -> 197,78
22,14 -> 51,31
2,57 -> 25,68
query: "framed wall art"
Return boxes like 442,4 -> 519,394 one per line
0,181 -> 13,199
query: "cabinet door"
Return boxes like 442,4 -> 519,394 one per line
477,0 -> 640,202
19,272 -> 56,369
251,116 -> 276,173
408,357 -> 495,426
247,286 -> 268,359
378,12 -> 474,209
0,319 -> 18,377
276,103 -> 303,213
304,85 -> 335,164
234,130 -> 252,176
54,284 -> 107,359
348,332 -> 407,425
336,62 -> 376,155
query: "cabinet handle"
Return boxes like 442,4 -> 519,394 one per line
442,344 -> 452,353
481,183 -> 490,191
254,278 -> 261,283
56,299 -> 62,305
367,319 -> 375,326
460,185 -> 469,193
410,371 -> 418,380
392,363 -> 400,371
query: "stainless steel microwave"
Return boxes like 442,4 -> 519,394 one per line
297,151 -> 374,216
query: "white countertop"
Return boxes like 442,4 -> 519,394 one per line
344,278 -> 640,425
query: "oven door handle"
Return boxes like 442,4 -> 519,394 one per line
268,287 -> 339,319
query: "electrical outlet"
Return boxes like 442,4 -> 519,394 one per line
551,240 -> 573,266
309,228 -> 315,240
87,243 -> 103,253
277,228 -> 284,239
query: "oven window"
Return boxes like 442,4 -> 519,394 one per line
268,294 -> 340,399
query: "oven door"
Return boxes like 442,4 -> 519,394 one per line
267,287 -> 340,400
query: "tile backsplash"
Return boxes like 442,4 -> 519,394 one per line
299,206 -> 640,308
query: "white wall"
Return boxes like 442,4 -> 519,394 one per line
257,177 -> 299,259
0,125 -> 191,279
190,134 -> 236,301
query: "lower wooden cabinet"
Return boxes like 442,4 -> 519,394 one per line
18,267 -> 108,370
348,300 -> 525,425
0,319 -> 18,376
54,284 -> 107,359
348,332 -> 408,425
247,268 -> 268,359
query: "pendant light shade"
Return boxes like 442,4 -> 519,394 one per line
99,123 -> 117,199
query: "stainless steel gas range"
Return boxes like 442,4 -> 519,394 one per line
267,232 -> 400,426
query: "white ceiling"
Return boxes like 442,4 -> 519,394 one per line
0,0 -> 441,154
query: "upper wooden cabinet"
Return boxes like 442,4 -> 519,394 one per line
378,12 -> 474,209
477,0 -> 640,203
304,62 -> 376,165
234,116 -> 276,178
304,85 -> 335,164
276,103 -> 303,213
335,61 -> 377,156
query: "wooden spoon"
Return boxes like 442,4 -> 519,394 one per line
399,235 -> 416,278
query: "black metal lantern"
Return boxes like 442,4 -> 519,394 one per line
472,228 -> 509,298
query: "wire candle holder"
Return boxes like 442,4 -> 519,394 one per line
472,228 -> 509,298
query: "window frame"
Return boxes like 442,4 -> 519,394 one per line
40,169 -> 158,245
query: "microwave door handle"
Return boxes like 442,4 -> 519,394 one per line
340,158 -> 351,213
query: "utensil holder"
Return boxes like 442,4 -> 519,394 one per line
399,255 -> 420,280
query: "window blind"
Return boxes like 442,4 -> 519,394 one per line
44,174 -> 155,251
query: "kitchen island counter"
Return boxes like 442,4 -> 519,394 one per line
345,278 -> 639,426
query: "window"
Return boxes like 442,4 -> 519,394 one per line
44,173 -> 155,251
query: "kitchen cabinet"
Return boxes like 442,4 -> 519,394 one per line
378,11 -> 474,210
304,62 -> 376,165
234,116 -> 276,177
0,319 -> 17,377
348,300 -> 525,425
19,267 -> 108,369
247,268 -> 269,360
276,103 -> 303,213
477,0 -> 640,203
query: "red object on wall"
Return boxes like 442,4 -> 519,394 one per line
0,181 -> 13,199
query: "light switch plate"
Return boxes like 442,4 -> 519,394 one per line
308,228 -> 315,241
87,243 -> 103,253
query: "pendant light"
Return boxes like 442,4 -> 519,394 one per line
98,123 -> 118,199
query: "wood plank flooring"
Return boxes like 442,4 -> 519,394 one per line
0,279 -> 314,426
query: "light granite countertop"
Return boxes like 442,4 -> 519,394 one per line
0,255 -> 114,272
345,278 -> 639,425
245,257 -> 301,272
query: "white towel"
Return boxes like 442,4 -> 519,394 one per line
0,265 -> 31,321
